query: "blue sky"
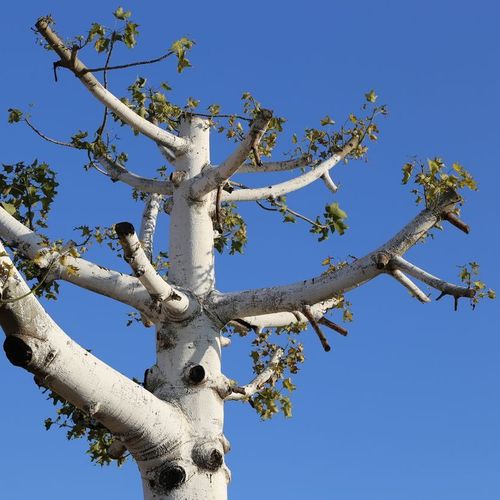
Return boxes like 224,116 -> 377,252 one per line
1,1 -> 499,499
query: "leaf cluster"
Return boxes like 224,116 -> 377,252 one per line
402,158 -> 478,209
458,262 -> 495,309
214,202 -> 247,254
43,389 -> 126,466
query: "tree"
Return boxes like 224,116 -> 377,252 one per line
1,5 -> 497,500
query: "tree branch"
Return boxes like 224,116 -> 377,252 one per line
35,17 -> 189,155
0,206 -> 156,319
139,193 -> 162,261
321,171 -> 338,193
222,138 -> 357,202
302,305 -> 331,351
234,299 -> 339,332
115,222 -> 190,318
0,242 -> 189,472
226,348 -> 284,400
389,255 -> 474,300
389,269 -> 431,303
189,110 -> 273,199
208,189 -> 460,321
236,155 -> 312,174
97,156 -> 174,195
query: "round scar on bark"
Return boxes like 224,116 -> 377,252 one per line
114,221 -> 135,236
192,443 -> 224,471
158,466 -> 186,491
187,364 -> 206,385
3,336 -> 32,367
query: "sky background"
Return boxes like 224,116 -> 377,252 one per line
1,1 -> 499,499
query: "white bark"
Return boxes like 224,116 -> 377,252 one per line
98,156 -> 173,195
168,116 -> 216,295
233,155 -> 312,174
0,243 -> 191,489
115,222 -> 190,318
236,298 -> 339,331
222,138 -> 357,202
389,269 -> 431,303
0,207 -> 155,318
4,21 -> 479,499
208,189 -> 460,321
390,256 -> 474,299
189,110 -> 273,199
35,18 -> 189,155
321,171 -> 339,193
139,193 -> 163,261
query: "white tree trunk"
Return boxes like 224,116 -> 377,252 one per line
140,116 -> 229,499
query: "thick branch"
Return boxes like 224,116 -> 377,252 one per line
222,138 -> 357,202
0,207 -> 155,319
390,256 -> 474,299
139,193 -> 162,261
190,110 -> 273,199
226,348 -> 284,400
208,189 -> 460,321
35,17 -> 189,155
0,243 -> 188,469
115,222 -> 190,318
98,156 -> 173,195
236,155 -> 312,174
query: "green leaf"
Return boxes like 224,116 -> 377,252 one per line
402,162 -> 413,184
325,202 -> 347,220
1,202 -> 16,216
365,89 -> 378,103
320,115 -> 335,126
113,7 -> 131,20
7,108 -> 23,123
123,22 -> 139,48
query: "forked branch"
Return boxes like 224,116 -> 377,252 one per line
389,256 -> 474,301
222,137 -> 358,202
35,17 -> 189,155
208,188 -> 461,320
0,241 -> 189,469
233,298 -> 339,332
190,109 -> 273,199
0,206 -> 155,319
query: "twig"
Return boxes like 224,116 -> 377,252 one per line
226,348 -> 284,400
318,316 -> 348,336
24,118 -> 75,148
302,305 -> 331,352
80,50 -> 175,75
442,211 -> 470,234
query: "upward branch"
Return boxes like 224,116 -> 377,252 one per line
223,137 -> 358,202
190,109 -> 273,199
35,17 -> 189,156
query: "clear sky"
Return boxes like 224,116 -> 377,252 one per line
1,1 -> 499,499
